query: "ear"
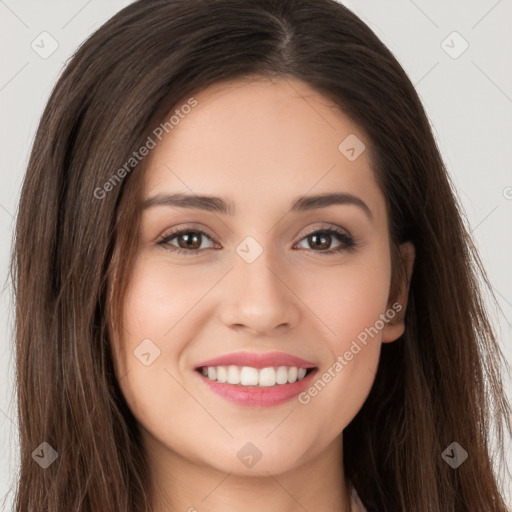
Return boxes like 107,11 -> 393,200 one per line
381,241 -> 415,343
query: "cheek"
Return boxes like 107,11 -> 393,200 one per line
293,250 -> 391,426
119,251 -> 218,344
111,254 -> 205,418
294,249 -> 392,348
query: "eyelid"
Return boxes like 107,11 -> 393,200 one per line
293,221 -> 352,241
157,221 -> 357,255
158,222 -> 217,242
158,222 -> 352,241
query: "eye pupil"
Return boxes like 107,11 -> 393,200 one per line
178,231 -> 201,250
309,232 -> 331,250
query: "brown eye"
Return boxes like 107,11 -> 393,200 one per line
295,228 -> 356,254
174,231 -> 202,250
307,232 -> 333,250
157,226 -> 357,257
158,229 -> 216,255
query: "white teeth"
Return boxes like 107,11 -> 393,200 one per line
200,365 -> 312,387
259,367 -> 276,387
240,367 -> 259,386
276,366 -> 289,385
227,365 -> 240,385
216,366 -> 227,383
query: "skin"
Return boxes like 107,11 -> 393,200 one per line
111,76 -> 415,512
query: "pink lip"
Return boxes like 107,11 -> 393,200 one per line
194,351 -> 317,370
196,368 -> 318,407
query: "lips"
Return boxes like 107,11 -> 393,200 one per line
193,351 -> 318,407
194,351 -> 317,370
197,368 -> 318,407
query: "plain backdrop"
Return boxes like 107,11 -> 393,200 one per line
1,0 -> 511,509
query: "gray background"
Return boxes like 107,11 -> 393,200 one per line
1,0 -> 511,509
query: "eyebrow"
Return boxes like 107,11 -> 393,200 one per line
142,192 -> 373,220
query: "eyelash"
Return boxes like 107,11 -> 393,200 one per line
157,224 -> 358,257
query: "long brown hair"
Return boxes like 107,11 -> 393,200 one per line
9,0 -> 511,510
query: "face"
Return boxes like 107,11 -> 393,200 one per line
111,76 -> 414,478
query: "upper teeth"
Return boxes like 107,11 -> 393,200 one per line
201,366 -> 309,387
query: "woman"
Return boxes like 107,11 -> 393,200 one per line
10,0 -> 511,510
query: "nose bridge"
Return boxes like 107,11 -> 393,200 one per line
219,235 -> 300,335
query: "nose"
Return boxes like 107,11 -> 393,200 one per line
219,247 -> 301,337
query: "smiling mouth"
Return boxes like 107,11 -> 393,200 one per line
196,365 -> 317,388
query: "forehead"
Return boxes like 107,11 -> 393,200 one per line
142,76 -> 384,219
